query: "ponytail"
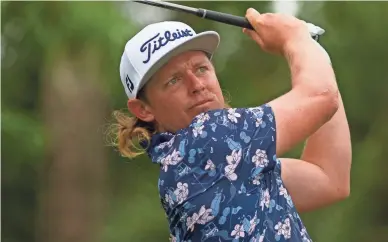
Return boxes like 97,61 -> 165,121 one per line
107,110 -> 155,159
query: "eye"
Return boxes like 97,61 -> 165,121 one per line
197,66 -> 208,73
166,77 -> 179,86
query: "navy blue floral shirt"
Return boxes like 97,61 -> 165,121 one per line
145,104 -> 312,242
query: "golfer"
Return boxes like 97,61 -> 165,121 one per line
113,8 -> 352,242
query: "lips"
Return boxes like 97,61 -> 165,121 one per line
189,98 -> 213,110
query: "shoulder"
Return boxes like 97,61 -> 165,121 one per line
184,103 -> 276,137
147,104 -> 276,161
191,103 -> 274,125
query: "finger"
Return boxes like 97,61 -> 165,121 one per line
245,8 -> 262,23
246,7 -> 260,17
243,28 -> 264,47
245,8 -> 264,32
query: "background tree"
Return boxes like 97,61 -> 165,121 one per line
2,1 -> 388,242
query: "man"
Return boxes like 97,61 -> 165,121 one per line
113,8 -> 352,241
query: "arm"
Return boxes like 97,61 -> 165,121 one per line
280,92 -> 352,212
268,38 -> 339,156
243,10 -> 339,153
264,31 -> 351,212
243,10 -> 346,212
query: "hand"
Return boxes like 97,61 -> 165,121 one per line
243,8 -> 312,56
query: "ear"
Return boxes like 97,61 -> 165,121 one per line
127,99 -> 155,122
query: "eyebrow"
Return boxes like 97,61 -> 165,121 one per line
193,58 -> 210,66
160,58 -> 210,81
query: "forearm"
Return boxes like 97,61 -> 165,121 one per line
270,40 -> 339,156
285,39 -> 338,95
301,91 -> 352,195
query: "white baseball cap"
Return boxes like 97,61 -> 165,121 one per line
119,21 -> 220,99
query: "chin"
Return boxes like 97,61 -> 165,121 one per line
197,106 -> 211,114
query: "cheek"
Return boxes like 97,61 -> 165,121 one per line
150,93 -> 187,119
207,75 -> 224,100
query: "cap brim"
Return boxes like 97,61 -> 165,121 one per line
137,31 -> 220,94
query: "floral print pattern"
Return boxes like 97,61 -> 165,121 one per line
145,104 -> 313,241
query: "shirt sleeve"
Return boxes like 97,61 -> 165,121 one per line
236,103 -> 278,173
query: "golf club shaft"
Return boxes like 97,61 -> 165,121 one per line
133,0 -> 321,41
134,0 -> 254,30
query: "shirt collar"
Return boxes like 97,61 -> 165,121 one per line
141,131 -> 175,160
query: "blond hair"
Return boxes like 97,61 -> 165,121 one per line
105,84 -> 155,159
106,110 -> 155,159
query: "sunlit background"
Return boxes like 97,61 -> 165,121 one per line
2,1 -> 388,242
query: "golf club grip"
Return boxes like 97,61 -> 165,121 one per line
198,9 -> 254,30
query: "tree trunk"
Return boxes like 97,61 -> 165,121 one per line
37,45 -> 108,242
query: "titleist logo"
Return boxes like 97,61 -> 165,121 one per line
140,28 -> 194,64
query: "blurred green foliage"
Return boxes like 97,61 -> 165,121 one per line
2,1 -> 388,242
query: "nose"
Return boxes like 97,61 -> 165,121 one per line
186,71 -> 205,95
